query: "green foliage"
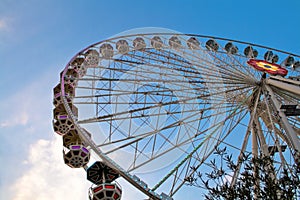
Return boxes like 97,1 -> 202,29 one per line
186,148 -> 300,200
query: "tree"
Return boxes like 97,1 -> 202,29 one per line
185,148 -> 300,200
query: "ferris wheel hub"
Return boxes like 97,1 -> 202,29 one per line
247,59 -> 288,76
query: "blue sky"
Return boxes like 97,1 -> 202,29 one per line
0,0 -> 300,199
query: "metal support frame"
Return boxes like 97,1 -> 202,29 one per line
266,77 -> 300,96
230,88 -> 261,187
264,83 -> 300,151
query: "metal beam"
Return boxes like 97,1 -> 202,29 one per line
266,77 -> 300,96
263,84 -> 300,151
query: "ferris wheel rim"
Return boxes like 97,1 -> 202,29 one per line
64,32 -> 300,67
56,30 -> 300,199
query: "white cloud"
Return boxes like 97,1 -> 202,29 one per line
8,134 -> 146,200
9,135 -> 91,200
0,65 -> 146,200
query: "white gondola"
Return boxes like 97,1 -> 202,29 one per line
100,43 -> 114,59
205,39 -> 218,51
133,37 -> 146,50
85,49 -> 100,67
63,145 -> 90,168
187,37 -> 200,50
151,36 -> 163,49
70,57 -> 86,77
116,39 -> 129,54
225,42 -> 238,54
89,183 -> 122,200
264,50 -> 279,63
169,36 -> 181,49
244,46 -> 258,58
293,61 -> 300,71
53,83 -> 74,106
283,55 -> 294,67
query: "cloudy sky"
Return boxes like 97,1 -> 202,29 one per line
0,0 -> 300,199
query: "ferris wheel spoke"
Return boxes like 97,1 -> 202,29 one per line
230,86 -> 262,186
98,119 -> 184,150
129,48 -> 252,85
166,46 -> 250,80
77,64 -> 255,101
77,84 -> 246,124
102,109 -> 203,152
228,54 -> 256,76
76,85 -> 200,100
156,108 -> 249,195
89,69 -> 204,95
106,105 -> 244,174
207,52 -> 254,81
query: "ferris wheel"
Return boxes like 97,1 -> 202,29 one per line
52,28 -> 300,200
